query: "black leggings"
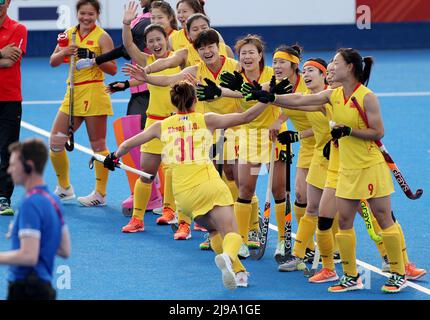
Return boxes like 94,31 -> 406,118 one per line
127,91 -> 150,130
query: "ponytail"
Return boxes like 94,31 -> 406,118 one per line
170,81 -> 196,112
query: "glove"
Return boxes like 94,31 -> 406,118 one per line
77,48 -> 96,59
103,152 -> 119,171
277,130 -> 300,145
323,141 -> 331,160
219,71 -> 244,92
196,78 -> 222,101
108,80 -> 130,92
269,76 -> 293,95
331,126 -> 352,140
241,81 -> 274,103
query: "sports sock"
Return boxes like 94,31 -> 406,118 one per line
94,150 -> 110,196
316,228 -> 335,271
50,150 -> 70,189
293,214 -> 318,258
234,200 -> 252,244
381,223 -> 405,275
294,202 -> 315,250
332,213 -> 340,252
335,228 -> 357,277
163,166 -> 176,211
222,232 -> 242,263
211,233 -> 245,273
396,222 -> 409,265
132,179 -> 151,221
275,200 -> 286,241
249,195 -> 260,231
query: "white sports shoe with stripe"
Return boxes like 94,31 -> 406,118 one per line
77,191 -> 106,207
54,185 -> 76,202
215,253 -> 237,290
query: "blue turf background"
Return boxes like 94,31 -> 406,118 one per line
0,50 -> 429,300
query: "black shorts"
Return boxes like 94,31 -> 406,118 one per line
8,274 -> 56,301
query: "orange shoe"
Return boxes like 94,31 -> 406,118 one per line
194,222 -> 207,232
309,268 -> 339,284
405,262 -> 427,280
122,217 -> 144,233
174,222 -> 191,240
156,207 -> 177,225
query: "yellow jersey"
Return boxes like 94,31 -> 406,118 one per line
66,25 -> 105,84
330,84 -> 384,169
146,53 -> 181,117
160,112 -> 218,193
187,42 -> 229,67
170,29 -> 191,51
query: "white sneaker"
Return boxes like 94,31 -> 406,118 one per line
236,271 -> 249,288
238,243 -> 250,259
215,253 -> 237,290
77,190 -> 106,207
76,58 -> 94,71
54,185 -> 76,202
274,240 -> 285,257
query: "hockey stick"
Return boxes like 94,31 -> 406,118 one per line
251,141 -> 276,260
350,97 -> 423,200
65,31 -> 76,152
275,142 -> 293,264
304,245 -> 320,277
360,199 -> 382,242
89,153 -> 154,180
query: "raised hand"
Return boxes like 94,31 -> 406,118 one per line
241,81 -> 274,103
196,78 -> 222,101
269,76 -> 293,95
123,1 -> 139,25
122,63 -> 148,82
219,71 -> 244,92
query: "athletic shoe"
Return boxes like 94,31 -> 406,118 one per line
333,252 -> 341,264
54,185 -> 76,202
236,271 -> 249,288
274,240 -> 285,258
199,233 -> 211,250
0,197 -> 14,216
381,255 -> 390,273
303,248 -> 315,263
328,274 -> 364,292
156,207 -> 177,225
309,268 -> 339,283
247,230 -> 260,249
405,263 -> 427,280
238,243 -> 250,259
278,256 -> 306,272
77,190 -> 106,207
214,253 -> 237,290
194,223 -> 207,232
152,207 -> 163,215
122,217 -> 144,233
381,273 -> 407,293
174,222 -> 191,240
76,58 -> 94,70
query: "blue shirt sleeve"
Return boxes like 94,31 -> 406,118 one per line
17,198 -> 43,239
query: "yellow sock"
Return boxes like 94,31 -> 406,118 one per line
178,211 -> 191,225
50,150 -> 70,189
249,195 -> 259,231
211,233 -> 246,273
336,228 -> 357,277
316,228 -> 335,271
371,213 -> 386,258
234,201 -> 251,244
293,214 -> 318,258
396,222 -> 409,265
132,179 -> 151,221
332,213 -> 340,253
381,223 -> 405,275
222,232 -> 242,262
294,202 -> 315,250
94,150 -> 109,196
163,166 -> 176,211
275,200 -> 286,241
225,177 -> 239,201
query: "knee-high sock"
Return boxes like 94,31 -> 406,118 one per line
275,200 -> 286,241
211,233 -> 245,273
294,202 -> 315,250
132,179 -> 152,221
224,177 -> 239,201
163,166 -> 176,211
381,224 -> 405,275
317,228 -> 335,271
293,214 -> 318,258
371,213 -> 386,258
332,213 -> 340,253
222,232 -> 242,263
50,150 -> 70,189
249,195 -> 260,231
234,201 -> 251,244
178,210 -> 191,225
336,228 -> 357,277
396,222 -> 409,265
94,150 -> 110,196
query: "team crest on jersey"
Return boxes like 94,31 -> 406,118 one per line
87,40 -> 94,46
179,116 -> 189,121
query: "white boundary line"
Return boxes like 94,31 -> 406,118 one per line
20,91 -> 430,106
21,120 -> 430,296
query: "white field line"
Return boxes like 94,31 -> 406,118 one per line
21,120 -> 430,296
20,91 -> 430,106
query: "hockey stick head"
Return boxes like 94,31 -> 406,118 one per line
303,267 -> 317,278
407,188 -> 423,200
